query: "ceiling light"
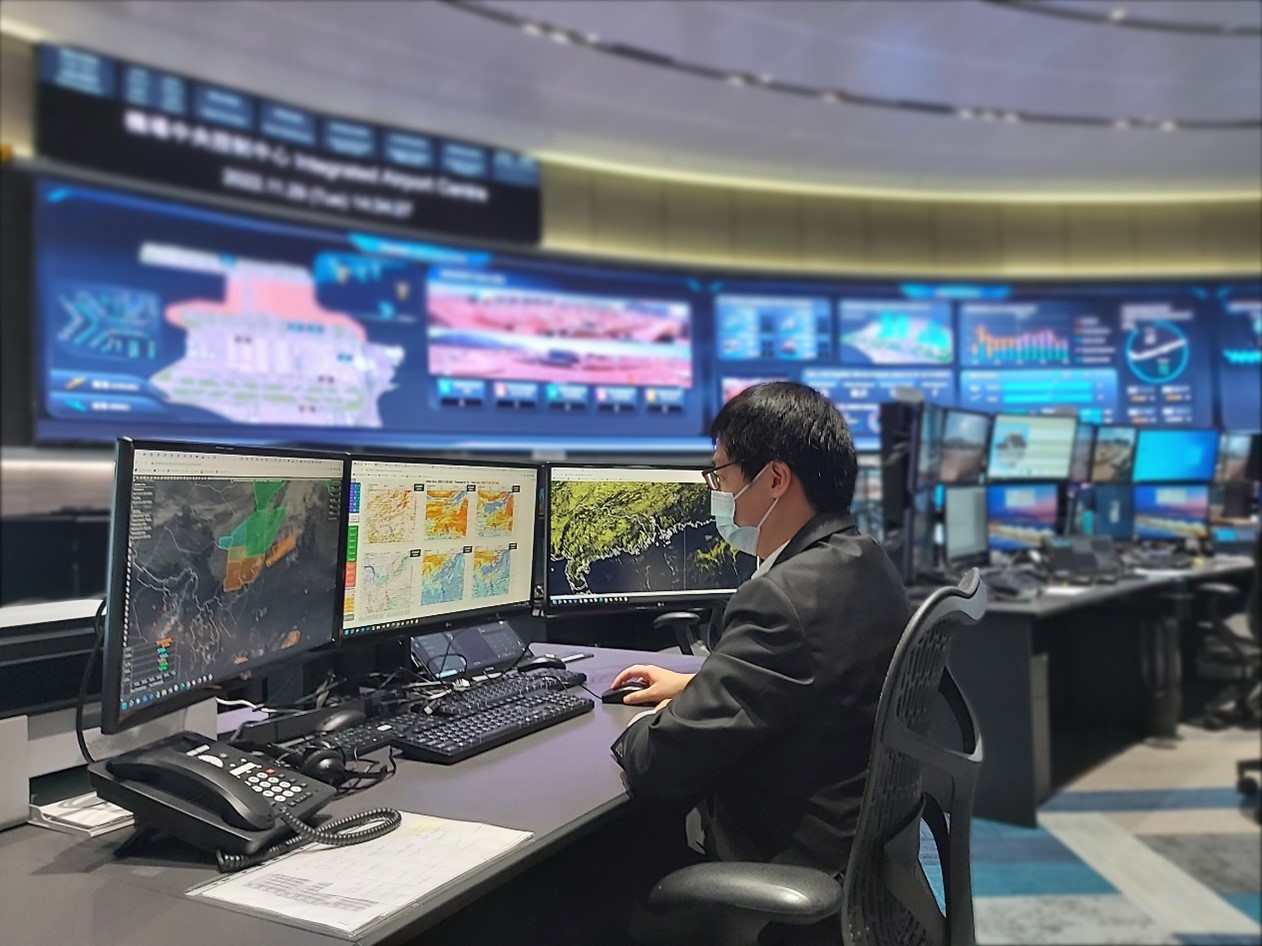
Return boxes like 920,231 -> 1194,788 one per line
957,108 -> 975,119
549,30 -> 572,44
1109,8 -> 1128,21
1159,119 -> 1178,131
1002,111 -> 1021,123
820,91 -> 840,104
1114,118 -> 1132,129
727,74 -> 746,87
758,74 -> 773,85
521,22 -> 544,37
584,32 -> 601,44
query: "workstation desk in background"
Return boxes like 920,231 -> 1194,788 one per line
927,558 -> 1256,826
0,648 -> 702,946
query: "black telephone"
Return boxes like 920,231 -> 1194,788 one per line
88,732 -> 336,856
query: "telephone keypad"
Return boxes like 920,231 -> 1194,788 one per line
242,768 -> 309,808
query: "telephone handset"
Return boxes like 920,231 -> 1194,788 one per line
88,732 -> 337,857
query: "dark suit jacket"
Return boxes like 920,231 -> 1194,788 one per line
612,511 -> 910,873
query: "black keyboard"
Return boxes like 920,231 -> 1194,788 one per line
288,711 -> 442,756
433,669 -> 587,718
391,691 -> 594,764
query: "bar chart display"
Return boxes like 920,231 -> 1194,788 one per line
965,320 -> 1070,367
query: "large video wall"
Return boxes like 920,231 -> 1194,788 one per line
33,177 -> 1262,452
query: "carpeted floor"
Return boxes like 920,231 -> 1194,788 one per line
924,725 -> 1261,945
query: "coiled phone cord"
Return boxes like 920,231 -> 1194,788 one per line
215,806 -> 402,873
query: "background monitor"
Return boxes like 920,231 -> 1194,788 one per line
343,457 -> 539,638
101,440 -> 347,734
1132,429 -> 1219,483
987,484 -> 1063,551
1133,485 -> 1210,542
1216,432 -> 1257,483
986,414 -> 1077,481
916,403 -> 946,489
1091,484 -> 1135,542
910,487 -> 938,581
944,486 -> 989,566
546,465 -> 756,612
938,409 -> 991,485
1091,425 -> 1138,483
1068,423 -> 1096,483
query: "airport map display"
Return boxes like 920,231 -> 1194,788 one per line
119,471 -> 343,711
548,470 -> 755,607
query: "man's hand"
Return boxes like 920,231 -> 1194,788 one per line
610,665 -> 694,706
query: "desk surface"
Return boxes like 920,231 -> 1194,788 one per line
0,647 -> 700,946
927,557 -> 1255,620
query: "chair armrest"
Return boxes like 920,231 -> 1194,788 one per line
646,862 -> 843,925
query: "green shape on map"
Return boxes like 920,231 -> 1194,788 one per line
217,481 -> 288,556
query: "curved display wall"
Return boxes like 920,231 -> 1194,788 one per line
33,176 -> 1261,453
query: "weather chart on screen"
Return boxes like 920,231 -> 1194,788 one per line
34,178 -> 708,450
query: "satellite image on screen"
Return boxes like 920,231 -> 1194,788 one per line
548,479 -> 753,599
123,476 -> 341,697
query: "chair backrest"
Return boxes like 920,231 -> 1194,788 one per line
841,570 -> 988,946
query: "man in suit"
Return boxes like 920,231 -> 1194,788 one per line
611,381 -> 910,873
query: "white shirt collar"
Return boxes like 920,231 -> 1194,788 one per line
753,540 -> 791,579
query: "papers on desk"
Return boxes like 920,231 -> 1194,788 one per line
186,813 -> 532,938
28,792 -> 133,838
1041,585 -> 1092,597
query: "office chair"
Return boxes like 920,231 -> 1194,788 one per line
1189,583 -> 1261,730
635,570 -> 988,946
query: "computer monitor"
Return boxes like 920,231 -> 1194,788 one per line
1133,485 -> 1210,542
342,457 -> 540,639
938,409 -> 991,485
909,487 -> 938,581
1090,484 -> 1135,542
1132,429 -> 1219,483
1091,425 -> 1138,483
546,465 -> 756,612
101,440 -> 348,734
1216,432 -> 1258,483
944,486 -> 989,567
986,414 -> 1077,481
1068,423 -> 1095,483
987,484 -> 1063,551
916,404 -> 946,489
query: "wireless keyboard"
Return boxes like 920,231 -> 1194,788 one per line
391,691 -> 594,764
432,669 -> 588,717
288,711 -> 442,756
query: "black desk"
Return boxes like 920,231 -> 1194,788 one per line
933,558 -> 1255,827
0,648 -> 702,946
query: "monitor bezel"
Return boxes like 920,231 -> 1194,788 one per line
1132,427 -> 1220,485
985,481 -> 1067,552
1068,421 -> 1097,484
543,461 -> 755,617
339,452 -> 544,642
985,413 -> 1079,483
936,407 -> 993,487
1089,424 -> 1138,484
100,437 -> 350,735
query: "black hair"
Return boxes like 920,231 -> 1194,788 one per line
710,381 -> 857,515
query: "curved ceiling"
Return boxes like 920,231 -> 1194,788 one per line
3,0 -> 1260,197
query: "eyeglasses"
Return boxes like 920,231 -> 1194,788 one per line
702,460 -> 739,491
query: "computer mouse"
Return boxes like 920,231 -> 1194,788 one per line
315,707 -> 368,733
600,682 -> 648,704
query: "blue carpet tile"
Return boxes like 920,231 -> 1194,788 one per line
1222,893 -> 1262,924
1040,787 -> 1245,812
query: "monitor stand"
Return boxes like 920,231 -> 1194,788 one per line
653,611 -> 703,656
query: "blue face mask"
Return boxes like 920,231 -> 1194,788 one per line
710,465 -> 777,557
